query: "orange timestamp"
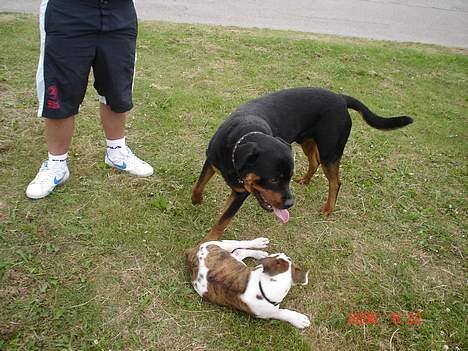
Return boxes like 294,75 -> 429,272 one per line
348,310 -> 423,326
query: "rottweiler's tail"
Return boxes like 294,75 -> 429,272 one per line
342,95 -> 414,130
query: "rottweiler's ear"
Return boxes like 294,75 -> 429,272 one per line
235,142 -> 258,170
276,137 -> 292,148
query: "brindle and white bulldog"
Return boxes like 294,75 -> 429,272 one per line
185,237 -> 310,329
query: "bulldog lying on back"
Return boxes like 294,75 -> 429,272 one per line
185,237 -> 310,329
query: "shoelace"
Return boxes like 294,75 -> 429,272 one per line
109,146 -> 147,166
123,147 -> 146,165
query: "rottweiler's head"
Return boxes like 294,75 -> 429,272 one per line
235,135 -> 294,222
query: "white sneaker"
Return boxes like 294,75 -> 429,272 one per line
26,161 -> 70,199
105,146 -> 153,177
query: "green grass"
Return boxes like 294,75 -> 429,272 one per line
0,13 -> 467,351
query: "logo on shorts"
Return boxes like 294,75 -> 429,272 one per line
47,85 -> 60,110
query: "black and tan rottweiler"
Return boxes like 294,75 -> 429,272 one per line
192,87 -> 413,240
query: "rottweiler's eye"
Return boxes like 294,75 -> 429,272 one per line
270,178 -> 280,184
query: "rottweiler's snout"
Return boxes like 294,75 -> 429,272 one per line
283,197 -> 294,209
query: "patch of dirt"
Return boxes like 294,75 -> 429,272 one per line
0,269 -> 34,303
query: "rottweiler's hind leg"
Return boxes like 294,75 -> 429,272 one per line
321,160 -> 341,216
192,160 -> 215,205
295,139 -> 320,185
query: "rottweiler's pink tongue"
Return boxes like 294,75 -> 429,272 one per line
273,207 -> 289,223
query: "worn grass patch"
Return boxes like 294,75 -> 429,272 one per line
0,13 -> 467,351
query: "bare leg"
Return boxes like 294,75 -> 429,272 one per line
100,103 -> 126,140
45,116 -> 75,155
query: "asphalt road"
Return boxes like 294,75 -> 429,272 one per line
1,0 -> 467,48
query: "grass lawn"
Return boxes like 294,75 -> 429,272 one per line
0,13 -> 466,351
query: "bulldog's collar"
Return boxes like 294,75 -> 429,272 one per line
258,281 -> 280,306
231,131 -> 264,184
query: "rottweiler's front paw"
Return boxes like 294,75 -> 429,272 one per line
192,191 -> 203,205
321,205 -> 334,217
294,176 -> 311,185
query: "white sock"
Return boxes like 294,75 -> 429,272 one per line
106,137 -> 126,159
48,152 -> 68,169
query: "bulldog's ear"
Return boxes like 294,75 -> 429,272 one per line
258,256 -> 289,276
292,265 -> 308,285
276,137 -> 292,148
235,142 -> 258,171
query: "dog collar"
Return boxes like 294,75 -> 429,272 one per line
231,131 -> 263,184
258,281 -> 280,306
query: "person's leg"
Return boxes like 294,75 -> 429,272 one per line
100,103 -> 153,177
46,116 -> 75,155
100,103 -> 125,140
28,0 -> 100,198
26,117 -> 74,199
28,0 -> 98,199
95,2 -> 153,177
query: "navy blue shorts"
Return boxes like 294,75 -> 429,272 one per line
36,0 -> 138,118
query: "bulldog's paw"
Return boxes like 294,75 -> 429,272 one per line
288,311 -> 311,329
251,237 -> 269,248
